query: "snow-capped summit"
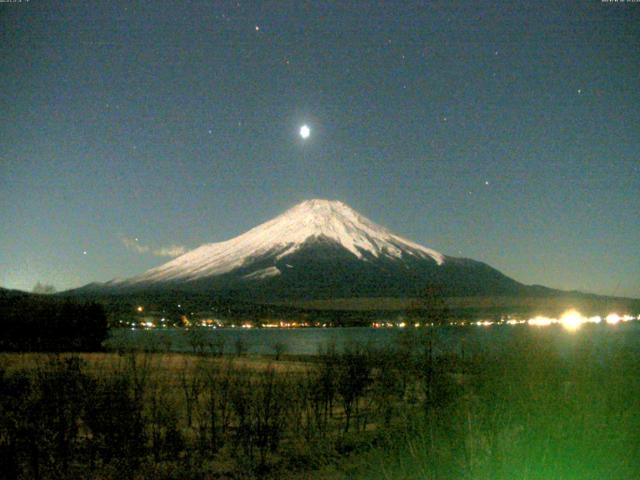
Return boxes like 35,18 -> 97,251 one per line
119,199 -> 444,286
67,198 -> 634,312
252,199 -> 444,263
74,198 -> 530,300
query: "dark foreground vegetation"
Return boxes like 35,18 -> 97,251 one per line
0,290 -> 107,352
1,328 -> 639,479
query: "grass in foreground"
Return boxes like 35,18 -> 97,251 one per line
1,327 -> 639,479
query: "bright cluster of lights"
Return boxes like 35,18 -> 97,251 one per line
370,311 -> 639,330
527,316 -> 554,327
606,313 -> 622,325
371,321 -> 439,328
261,321 -> 318,328
476,310 -> 638,331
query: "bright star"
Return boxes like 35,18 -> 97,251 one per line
300,125 -> 310,139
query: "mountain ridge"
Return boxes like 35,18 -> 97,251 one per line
61,197 -> 640,317
115,199 -> 445,287
70,199 -> 541,301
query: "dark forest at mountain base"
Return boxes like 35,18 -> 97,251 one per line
0,289 -> 108,352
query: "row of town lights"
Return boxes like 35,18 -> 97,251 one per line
371,311 -> 638,330
134,305 -> 635,331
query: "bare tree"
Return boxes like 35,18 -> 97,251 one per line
272,341 -> 288,361
336,343 -> 371,433
180,359 -> 202,429
32,282 -> 56,294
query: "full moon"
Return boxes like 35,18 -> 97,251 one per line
299,125 -> 310,139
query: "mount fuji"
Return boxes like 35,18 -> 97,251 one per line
78,199 -> 533,301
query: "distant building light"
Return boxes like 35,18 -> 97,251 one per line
559,309 -> 584,331
606,313 -> 621,325
528,316 -> 553,327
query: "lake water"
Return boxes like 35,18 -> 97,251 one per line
106,322 -> 640,357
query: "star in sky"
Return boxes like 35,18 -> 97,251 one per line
1,1 -> 638,297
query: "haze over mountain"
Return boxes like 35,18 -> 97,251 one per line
74,199 -> 557,302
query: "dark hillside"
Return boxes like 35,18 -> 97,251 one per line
0,288 -> 107,351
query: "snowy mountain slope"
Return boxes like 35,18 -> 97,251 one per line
117,199 -> 445,286
65,200 -> 640,307
71,199 -> 532,300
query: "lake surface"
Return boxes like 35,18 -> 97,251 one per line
106,322 -> 640,357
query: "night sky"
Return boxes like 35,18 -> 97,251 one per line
1,1 -> 639,297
